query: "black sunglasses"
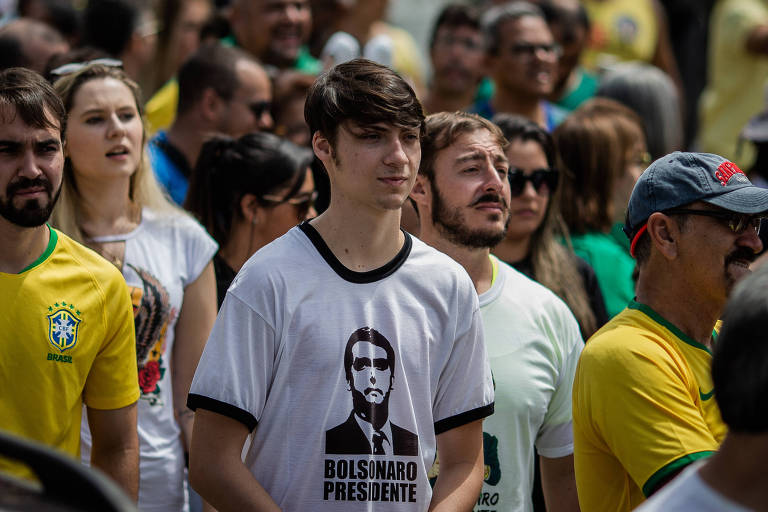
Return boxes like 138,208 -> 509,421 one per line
261,190 -> 317,219
663,208 -> 763,235
508,168 -> 559,197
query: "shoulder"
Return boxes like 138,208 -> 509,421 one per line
495,260 -> 576,319
54,230 -> 125,285
143,208 -> 212,241
408,236 -> 477,297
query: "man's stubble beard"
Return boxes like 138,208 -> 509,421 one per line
0,176 -> 60,227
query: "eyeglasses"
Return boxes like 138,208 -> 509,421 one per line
261,190 -> 317,219
433,33 -> 484,53
664,208 -> 763,235
508,168 -> 558,197
248,100 -> 272,119
508,42 -> 562,58
49,58 -> 123,78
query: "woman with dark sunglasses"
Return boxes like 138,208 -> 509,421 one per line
555,98 -> 649,318
185,132 -> 316,307
492,114 -> 608,340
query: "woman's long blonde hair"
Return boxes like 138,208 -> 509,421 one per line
50,63 -> 177,244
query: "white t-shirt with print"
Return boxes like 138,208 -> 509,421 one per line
475,257 -> 583,512
189,223 -> 495,511
81,207 -> 217,512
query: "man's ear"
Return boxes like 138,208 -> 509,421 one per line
312,131 -> 332,164
200,87 -> 224,123
646,212 -> 679,260
409,174 -> 431,210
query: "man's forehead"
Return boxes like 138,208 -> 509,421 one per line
501,15 -> 552,42
450,130 -> 507,161
352,341 -> 387,357
0,106 -> 61,141
344,121 -> 419,133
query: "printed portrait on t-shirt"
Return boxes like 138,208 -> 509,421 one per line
325,327 -> 418,456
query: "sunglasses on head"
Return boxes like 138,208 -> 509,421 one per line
663,208 -> 763,235
508,167 -> 558,197
49,58 -> 123,78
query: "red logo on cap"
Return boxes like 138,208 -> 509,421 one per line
715,161 -> 745,186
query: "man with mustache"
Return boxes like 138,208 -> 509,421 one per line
0,68 -> 139,498
325,327 -> 418,455
411,111 -> 583,511
572,152 -> 768,511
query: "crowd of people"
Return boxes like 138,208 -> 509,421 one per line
2,0 -> 768,511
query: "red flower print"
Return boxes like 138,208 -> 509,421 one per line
139,360 -> 162,394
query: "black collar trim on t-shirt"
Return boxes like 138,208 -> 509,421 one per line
299,221 -> 412,283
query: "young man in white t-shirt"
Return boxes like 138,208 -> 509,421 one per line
187,59 -> 494,511
411,111 -> 582,511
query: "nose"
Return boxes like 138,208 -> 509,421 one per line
106,114 -> 127,138
18,149 -> 43,179
739,227 -> 764,254
281,4 -> 302,23
258,110 -> 274,131
383,137 -> 409,167
483,164 -> 505,193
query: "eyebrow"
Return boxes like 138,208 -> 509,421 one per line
456,151 -> 508,165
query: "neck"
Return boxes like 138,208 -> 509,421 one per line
418,224 -> 494,294
309,202 -> 404,273
492,235 -> 530,265
167,115 -> 207,169
493,88 -> 545,127
74,175 -> 138,237
423,87 -> 476,115
0,220 -> 50,274
635,268 -> 721,348
219,220 -> 264,272
699,433 -> 768,511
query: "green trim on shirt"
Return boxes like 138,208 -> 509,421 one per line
19,225 -> 57,274
642,451 -> 714,497
628,300 -> 713,354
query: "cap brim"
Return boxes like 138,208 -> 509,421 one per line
704,185 -> 768,214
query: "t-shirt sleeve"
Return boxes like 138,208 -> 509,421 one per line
433,285 -> 494,435
179,216 -> 218,288
536,307 -> 583,458
83,273 -> 140,410
578,333 -> 718,495
721,0 -> 768,51
188,292 -> 276,431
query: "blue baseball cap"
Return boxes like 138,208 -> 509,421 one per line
624,152 -> 768,255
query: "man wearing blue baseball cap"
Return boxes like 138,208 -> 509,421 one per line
571,152 -> 768,511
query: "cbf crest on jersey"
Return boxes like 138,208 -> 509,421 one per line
47,302 -> 81,352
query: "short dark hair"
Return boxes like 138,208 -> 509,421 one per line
429,4 -> 481,49
343,327 -> 396,385
480,1 -> 544,56
304,59 -> 425,149
0,67 -> 65,134
713,264 -> 768,433
176,43 -> 257,116
82,0 -> 153,57
185,132 -> 312,247
419,111 -> 506,181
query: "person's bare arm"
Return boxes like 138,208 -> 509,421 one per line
746,25 -> 768,54
429,419 -> 484,512
88,402 -> 139,501
172,262 -> 217,453
189,409 -> 280,512
540,454 -> 580,512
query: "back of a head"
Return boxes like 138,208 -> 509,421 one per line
186,132 -> 312,246
176,42 -> 254,116
480,1 -> 544,56
304,58 -> 425,148
597,62 -> 682,161
82,0 -> 150,57
0,18 -> 69,73
0,67 -> 65,133
555,97 -> 645,233
493,113 -> 556,167
714,264 -> 768,433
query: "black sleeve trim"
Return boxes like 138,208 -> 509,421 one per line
187,394 -> 258,432
299,221 -> 412,283
434,403 -> 494,435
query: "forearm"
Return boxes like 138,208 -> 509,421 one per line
91,441 -> 139,501
428,459 -> 483,511
190,454 -> 280,512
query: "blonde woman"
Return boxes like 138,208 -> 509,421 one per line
51,62 -> 217,511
